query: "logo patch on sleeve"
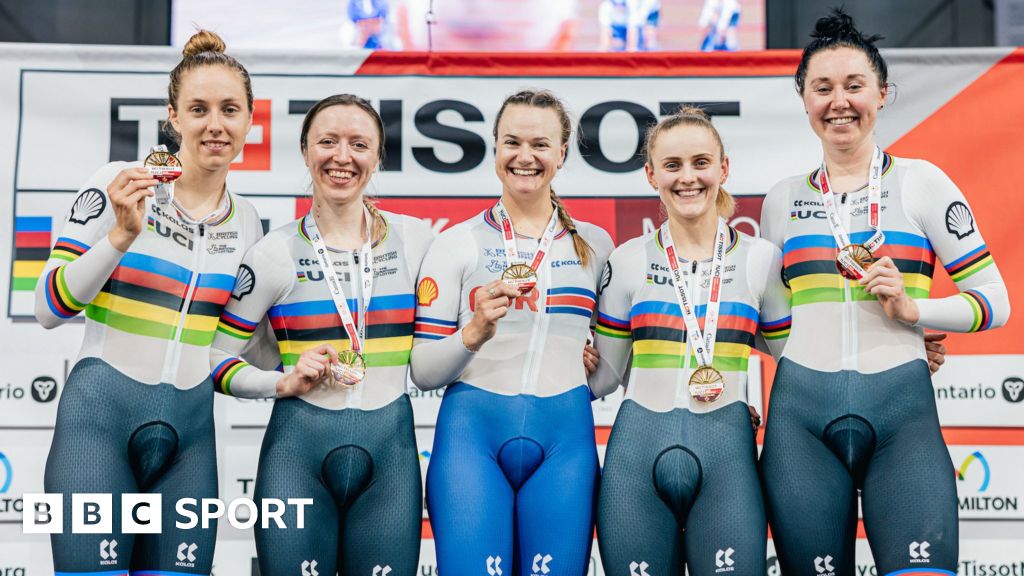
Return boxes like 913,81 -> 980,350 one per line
417,277 -> 439,307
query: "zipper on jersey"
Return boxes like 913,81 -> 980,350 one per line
675,263 -> 697,408
346,250 -> 365,410
161,223 -> 206,384
839,199 -> 858,371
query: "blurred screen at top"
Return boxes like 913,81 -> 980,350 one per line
171,0 -> 765,52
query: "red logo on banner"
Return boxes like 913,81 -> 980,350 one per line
233,99 -> 271,171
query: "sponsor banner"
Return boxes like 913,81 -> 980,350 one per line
11,70 -> 810,198
0,440 -> 49,523
0,354 -> 66,429
951,446 -> 1024,520
932,355 -> 1024,427
217,393 -> 275,431
220,442 -> 262,518
0,540 -> 52,575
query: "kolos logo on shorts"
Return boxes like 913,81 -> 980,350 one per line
21,493 -> 313,534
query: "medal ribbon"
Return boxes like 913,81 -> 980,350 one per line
306,208 -> 374,354
661,218 -> 728,369
494,199 -> 560,273
819,146 -> 886,254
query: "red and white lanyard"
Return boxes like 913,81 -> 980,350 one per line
661,218 -> 728,368
494,199 -> 560,272
819,146 -> 885,253
305,208 -> 374,354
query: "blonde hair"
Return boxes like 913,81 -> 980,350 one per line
300,94 -> 388,244
164,30 -> 253,143
494,89 -> 594,267
644,106 -> 736,219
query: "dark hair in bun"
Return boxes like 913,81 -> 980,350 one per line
794,7 -> 888,94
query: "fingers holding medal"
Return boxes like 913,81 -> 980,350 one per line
501,263 -> 539,294
835,243 -> 874,280
332,349 -> 367,387
144,145 -> 182,205
277,344 -> 338,397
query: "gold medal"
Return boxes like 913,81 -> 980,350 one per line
835,243 -> 873,280
144,150 -> 183,182
331,349 -> 366,387
688,365 -> 725,403
501,263 -> 538,293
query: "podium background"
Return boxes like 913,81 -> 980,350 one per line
1,46 -> 1023,574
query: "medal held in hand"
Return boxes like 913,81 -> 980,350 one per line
836,243 -> 873,280
144,145 -> 182,205
494,200 -> 559,294
819,146 -> 885,280
661,218 -> 729,403
332,349 -> 367,386
500,263 -> 539,293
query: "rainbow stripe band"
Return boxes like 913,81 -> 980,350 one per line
596,311 -> 630,339
269,293 -> 415,367
45,266 -> 87,318
962,289 -> 993,332
54,571 -> 129,576
212,357 -> 248,395
545,287 -> 596,318
783,230 -> 935,307
12,216 -> 52,291
217,310 -> 259,340
85,251 -> 235,346
414,316 -> 458,340
944,244 -> 993,283
759,316 -> 792,341
51,237 -> 89,262
883,569 -> 955,576
629,299 -> 758,372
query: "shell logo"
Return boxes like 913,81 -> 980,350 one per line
417,277 -> 439,307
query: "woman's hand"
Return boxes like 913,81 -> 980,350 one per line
861,256 -> 920,324
748,404 -> 762,431
583,343 -> 600,376
461,280 -> 521,352
276,344 -> 337,397
106,167 -> 158,252
924,332 -> 948,375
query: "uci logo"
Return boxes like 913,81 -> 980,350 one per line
31,376 -> 57,403
150,219 -> 194,251
791,210 -> 828,220
1002,377 -> 1024,403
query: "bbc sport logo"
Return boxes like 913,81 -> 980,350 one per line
21,494 -> 315,534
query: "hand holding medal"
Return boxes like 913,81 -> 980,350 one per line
276,344 -> 339,397
143,145 -> 183,205
857,255 -> 920,324
462,280 -> 521,352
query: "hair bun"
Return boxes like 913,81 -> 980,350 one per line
811,9 -> 858,40
182,30 -> 227,58
676,105 -> 712,121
